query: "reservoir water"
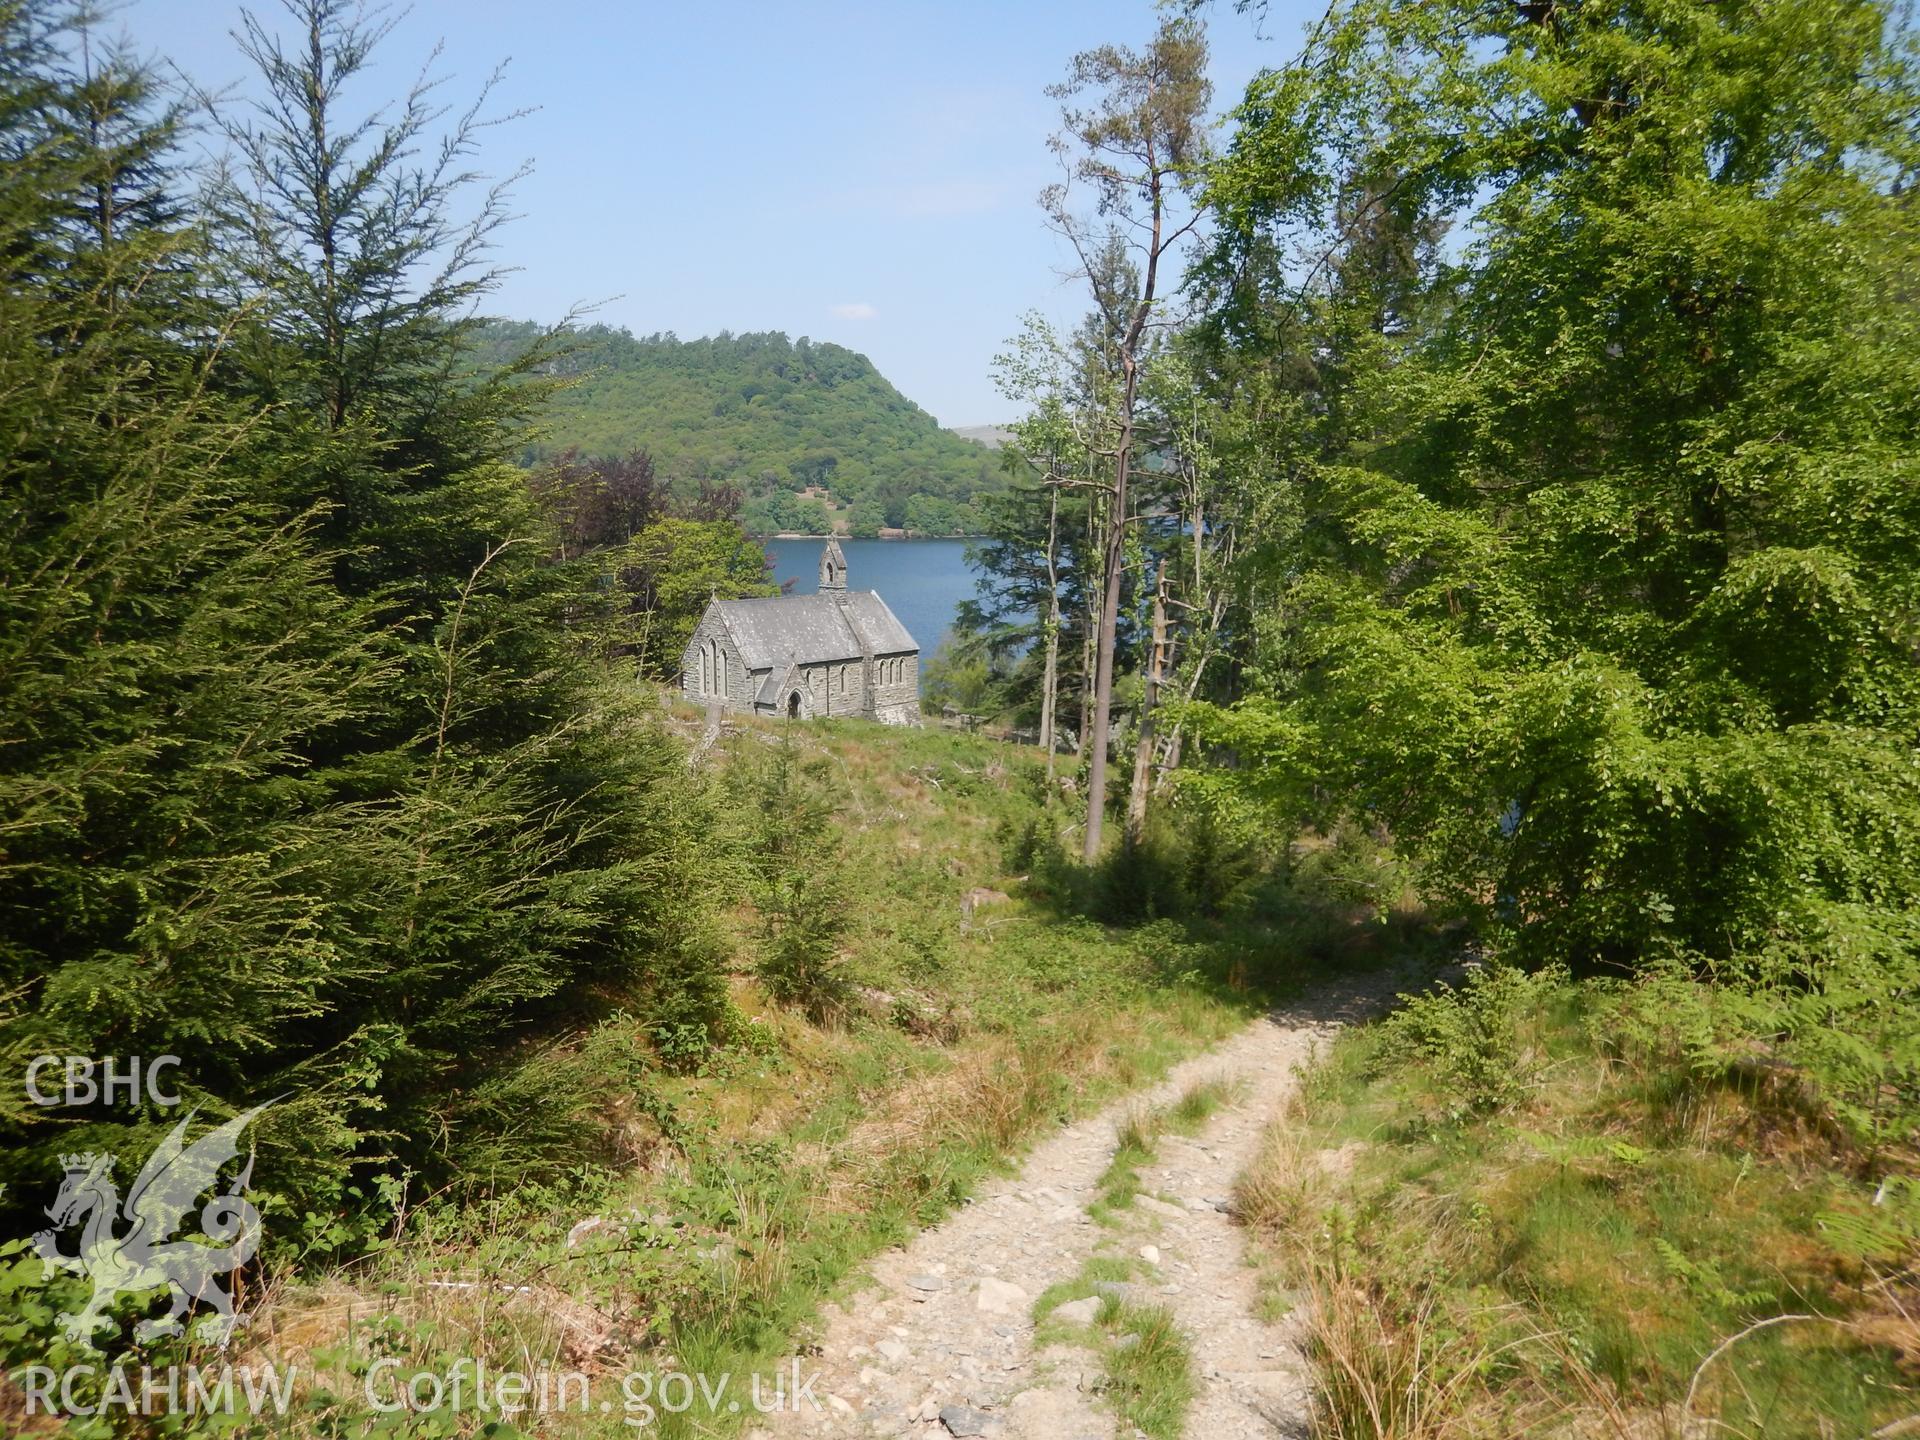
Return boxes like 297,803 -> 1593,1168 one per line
765,538 -> 979,693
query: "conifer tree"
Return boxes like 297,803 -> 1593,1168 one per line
0,0 -> 384,1205
198,0 -> 721,1192
0,0 -> 723,1226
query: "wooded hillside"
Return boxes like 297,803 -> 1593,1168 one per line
477,322 -> 1004,535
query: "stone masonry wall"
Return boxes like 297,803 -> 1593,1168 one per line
681,611 -> 747,709
869,651 -> 920,724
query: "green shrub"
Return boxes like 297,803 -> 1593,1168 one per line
1174,803 -> 1261,917
1597,934 -> 1920,1163
998,807 -> 1049,874
1377,964 -> 1565,1119
1093,832 -> 1189,924
730,735 -> 854,1023
757,866 -> 852,1023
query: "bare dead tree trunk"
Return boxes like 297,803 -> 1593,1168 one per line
1156,585 -> 1226,789
1079,484 -> 1099,757
1153,459 -> 1213,794
1082,450 -> 1126,858
1126,560 -> 1170,842
1040,479 -> 1062,785
1160,730 -> 1184,778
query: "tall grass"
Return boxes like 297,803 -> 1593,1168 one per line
1234,968 -> 1920,1438
1102,1300 -> 1196,1440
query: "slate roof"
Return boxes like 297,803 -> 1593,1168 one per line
712,591 -> 917,674
842,591 -> 916,655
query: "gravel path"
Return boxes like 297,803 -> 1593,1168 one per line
755,976 -> 1391,1439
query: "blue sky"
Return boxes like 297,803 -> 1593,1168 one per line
119,1 -> 1322,426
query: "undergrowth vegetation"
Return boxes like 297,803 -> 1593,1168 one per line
1237,965 -> 1920,1438
1,715 -> 1373,1436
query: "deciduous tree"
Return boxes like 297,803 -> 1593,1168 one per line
1041,16 -> 1212,858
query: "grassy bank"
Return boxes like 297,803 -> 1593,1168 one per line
1237,965 -> 1919,1438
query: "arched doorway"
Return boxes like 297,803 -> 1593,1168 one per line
787,692 -> 801,719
